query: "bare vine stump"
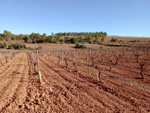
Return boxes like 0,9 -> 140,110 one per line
97,70 -> 101,82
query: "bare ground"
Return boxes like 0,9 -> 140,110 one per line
0,52 -> 150,112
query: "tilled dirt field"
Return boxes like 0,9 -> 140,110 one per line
0,53 -> 150,113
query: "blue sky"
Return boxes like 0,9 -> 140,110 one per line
0,0 -> 150,37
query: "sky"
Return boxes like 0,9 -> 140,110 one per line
0,0 -> 150,37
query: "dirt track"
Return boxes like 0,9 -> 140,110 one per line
0,53 -> 150,113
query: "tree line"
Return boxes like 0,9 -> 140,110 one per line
0,30 -> 107,44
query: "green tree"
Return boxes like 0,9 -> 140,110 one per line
23,36 -> 28,43
42,33 -> 47,38
17,34 -> 24,40
95,35 -> 100,42
79,35 -> 84,43
59,39 -> 64,43
85,35 -> 93,44
101,36 -> 105,42
30,33 -> 37,43
36,33 -> 43,43
29,33 -> 43,43
4,30 -> 11,40
70,38 -> 78,44
45,36 -> 55,43
42,33 -> 47,42
11,34 -> 16,40
64,37 -> 70,43
103,32 -> 107,37
51,32 -> 54,37
89,36 -> 93,44
55,36 -> 60,43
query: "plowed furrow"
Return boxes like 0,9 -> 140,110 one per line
40,57 -> 150,112
0,53 -> 29,112
39,60 -> 105,112
0,54 -> 18,75
40,58 -> 133,112
0,54 -> 19,77
2,53 -> 29,112
0,54 -> 23,95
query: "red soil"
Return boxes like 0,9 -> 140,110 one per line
0,50 -> 150,112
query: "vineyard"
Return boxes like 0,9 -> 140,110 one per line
0,47 -> 150,112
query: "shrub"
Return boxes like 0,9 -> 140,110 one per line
8,43 -> 26,49
64,37 -> 70,43
59,39 -> 64,43
70,38 -> 78,44
130,40 -> 140,43
100,46 -> 103,49
0,42 -> 7,48
37,39 -> 44,43
110,38 -> 118,42
23,36 -> 28,43
74,43 -> 87,49
0,37 -> 3,41
27,47 -> 35,50
36,46 -> 42,50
